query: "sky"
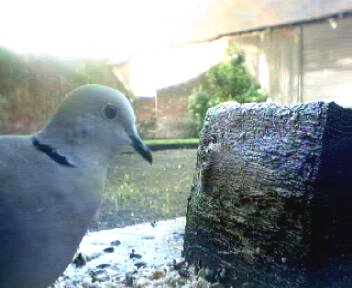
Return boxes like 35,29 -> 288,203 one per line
1,0 -> 351,62
0,0 -> 214,62
130,39 -> 227,95
4,0 -> 348,94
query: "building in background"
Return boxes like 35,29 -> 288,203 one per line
113,1 -> 352,138
226,14 -> 352,106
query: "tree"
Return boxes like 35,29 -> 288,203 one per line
188,52 -> 267,134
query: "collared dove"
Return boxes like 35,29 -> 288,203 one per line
0,84 -> 152,288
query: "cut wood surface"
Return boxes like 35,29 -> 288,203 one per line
184,102 -> 352,288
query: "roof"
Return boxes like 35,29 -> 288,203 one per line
180,0 -> 352,44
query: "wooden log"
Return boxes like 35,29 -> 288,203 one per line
184,102 -> 352,288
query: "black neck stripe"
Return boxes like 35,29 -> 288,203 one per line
32,137 -> 75,168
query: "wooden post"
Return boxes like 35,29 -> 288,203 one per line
184,101 -> 352,287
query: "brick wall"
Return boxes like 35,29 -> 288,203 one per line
133,75 -> 205,139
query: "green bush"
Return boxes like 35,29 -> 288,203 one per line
188,52 -> 267,134
0,47 -> 132,133
188,88 -> 212,133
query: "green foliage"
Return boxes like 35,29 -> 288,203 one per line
0,47 -> 132,133
188,52 -> 267,134
0,47 -> 30,96
188,88 -> 213,132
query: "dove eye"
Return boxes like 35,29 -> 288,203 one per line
103,104 -> 118,120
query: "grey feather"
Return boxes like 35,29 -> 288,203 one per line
0,84 -> 152,288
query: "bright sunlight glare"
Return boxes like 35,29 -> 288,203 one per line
0,0 -> 214,62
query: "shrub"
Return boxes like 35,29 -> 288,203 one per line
188,52 -> 267,134
188,88 -> 212,133
0,47 -> 132,133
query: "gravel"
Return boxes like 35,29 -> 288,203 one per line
52,218 -> 219,288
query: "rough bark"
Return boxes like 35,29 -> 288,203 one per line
184,102 -> 352,288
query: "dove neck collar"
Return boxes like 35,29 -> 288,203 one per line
32,136 -> 76,168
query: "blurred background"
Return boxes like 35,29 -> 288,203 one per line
1,0 -> 352,229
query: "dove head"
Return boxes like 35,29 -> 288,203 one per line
36,84 -> 152,165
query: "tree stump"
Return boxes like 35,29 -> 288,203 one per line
184,102 -> 352,288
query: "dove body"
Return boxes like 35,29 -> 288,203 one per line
0,85 -> 152,288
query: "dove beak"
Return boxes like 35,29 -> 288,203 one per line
129,133 -> 153,164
